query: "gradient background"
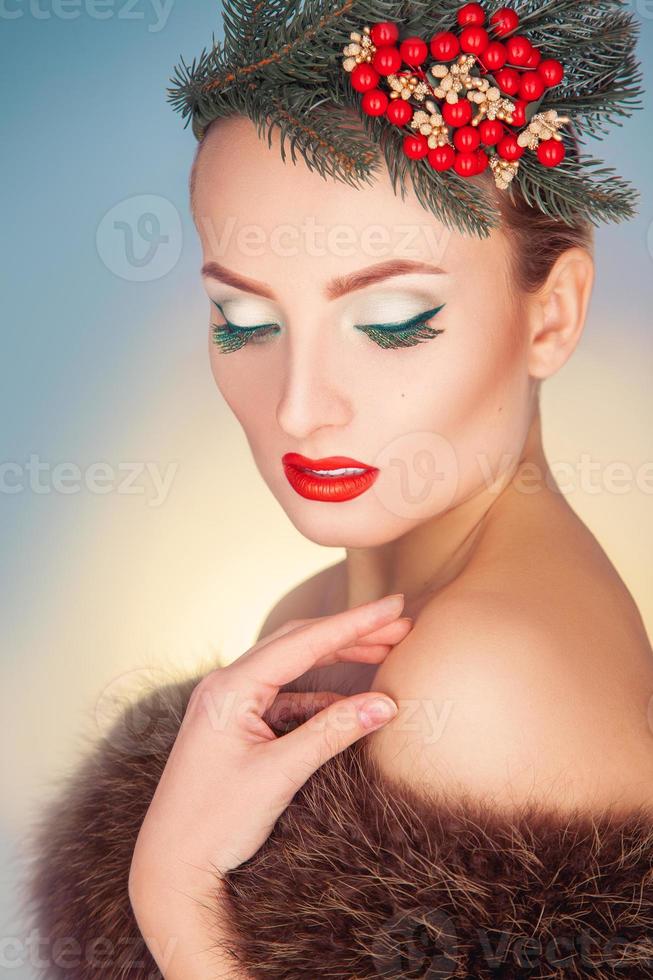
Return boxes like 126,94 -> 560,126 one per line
1,2 -> 652,973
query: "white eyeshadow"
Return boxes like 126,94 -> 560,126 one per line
342,290 -> 442,326
209,287 -> 443,330
214,297 -> 283,327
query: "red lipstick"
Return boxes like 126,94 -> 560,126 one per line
282,452 -> 380,502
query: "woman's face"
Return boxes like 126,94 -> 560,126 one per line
193,115 -> 537,547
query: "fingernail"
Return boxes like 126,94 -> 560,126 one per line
359,697 -> 398,729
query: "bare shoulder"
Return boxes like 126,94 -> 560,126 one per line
367,585 -> 653,815
256,560 -> 344,641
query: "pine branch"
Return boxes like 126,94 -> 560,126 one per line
491,0 -> 632,26
248,83 -> 382,185
167,37 -> 237,130
221,0 -> 301,61
513,148 -> 639,227
167,0 -> 643,237
480,0 -> 644,138
388,0 -> 471,39
544,45 -> 642,137
191,0 -> 402,93
336,85 -> 500,238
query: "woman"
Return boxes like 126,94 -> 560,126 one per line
28,1 -> 653,977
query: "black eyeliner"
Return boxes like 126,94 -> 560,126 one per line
354,303 -> 446,333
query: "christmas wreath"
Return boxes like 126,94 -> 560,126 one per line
167,0 -> 643,238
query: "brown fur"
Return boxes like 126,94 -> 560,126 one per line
24,673 -> 653,978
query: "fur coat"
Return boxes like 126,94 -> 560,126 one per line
25,671 -> 653,979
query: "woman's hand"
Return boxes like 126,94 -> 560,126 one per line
128,592 -> 412,977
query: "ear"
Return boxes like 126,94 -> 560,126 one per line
525,247 -> 595,380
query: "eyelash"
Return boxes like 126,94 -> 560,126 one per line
210,302 -> 446,353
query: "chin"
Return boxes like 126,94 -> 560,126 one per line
281,499 -> 415,550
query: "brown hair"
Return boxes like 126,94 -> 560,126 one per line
488,177 -> 594,295
189,114 -> 594,298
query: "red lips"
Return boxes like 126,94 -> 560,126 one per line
282,453 -> 379,502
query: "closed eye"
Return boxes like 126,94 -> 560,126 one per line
210,300 -> 281,353
354,304 -> 446,349
209,300 -> 446,353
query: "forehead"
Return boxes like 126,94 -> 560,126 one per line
190,114 -> 507,282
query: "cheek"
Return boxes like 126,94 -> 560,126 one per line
439,304 -> 532,489
372,300 -> 531,496
209,342 -> 280,451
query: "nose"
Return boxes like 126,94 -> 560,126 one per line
275,333 -> 353,440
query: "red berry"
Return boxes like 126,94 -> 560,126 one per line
497,133 -> 524,161
509,99 -> 527,127
454,151 -> 479,177
460,25 -> 489,55
361,88 -> 389,116
399,36 -> 428,66
428,144 -> 456,171
489,7 -> 519,37
478,119 -> 503,145
386,99 -> 413,126
349,63 -> 380,92
442,99 -> 473,127
475,148 -> 490,173
481,41 -> 507,71
538,59 -> 564,87
429,31 -> 460,61
525,47 -> 542,68
454,125 -> 481,152
519,72 -> 544,102
457,2 -> 485,26
370,22 -> 399,46
505,35 -> 532,67
372,45 -> 402,75
537,139 -> 565,167
495,67 -> 520,96
403,133 -> 429,159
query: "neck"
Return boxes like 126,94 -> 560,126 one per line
340,399 -> 550,616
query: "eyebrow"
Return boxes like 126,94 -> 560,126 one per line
201,259 -> 447,302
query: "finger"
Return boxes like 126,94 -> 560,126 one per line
269,690 -> 398,776
259,619 -> 412,662
339,618 -> 412,653
325,642 -> 392,663
253,613 -> 412,653
233,594 -> 405,689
